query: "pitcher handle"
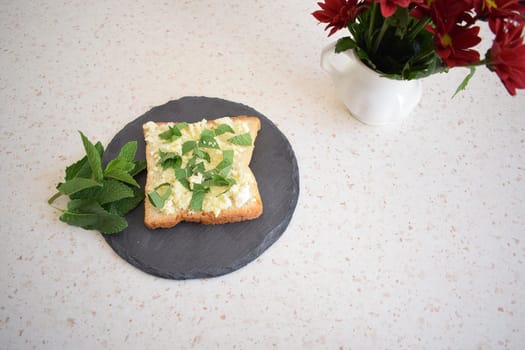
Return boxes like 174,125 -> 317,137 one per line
320,41 -> 354,76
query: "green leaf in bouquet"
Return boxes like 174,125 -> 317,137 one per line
335,37 -> 358,53
453,66 -> 476,98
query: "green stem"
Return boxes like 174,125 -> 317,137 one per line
48,191 -> 62,205
469,59 -> 487,67
48,191 -> 66,212
407,17 -> 431,41
372,17 -> 389,55
367,2 -> 378,51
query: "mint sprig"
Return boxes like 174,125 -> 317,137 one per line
48,131 -> 146,234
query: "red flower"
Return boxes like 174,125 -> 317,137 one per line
489,19 -> 525,95
312,0 -> 369,36
376,0 -> 421,17
410,1 -> 432,20
427,0 -> 482,67
473,0 -> 525,19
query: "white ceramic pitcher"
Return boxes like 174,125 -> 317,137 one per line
321,42 -> 422,126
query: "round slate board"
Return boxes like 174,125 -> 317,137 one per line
102,96 -> 299,279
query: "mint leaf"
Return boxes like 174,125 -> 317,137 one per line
215,150 -> 234,177
57,178 -> 102,196
60,211 -> 100,228
228,133 -> 252,146
175,167 -> 190,190
214,124 -> 235,136
65,157 -> 88,181
182,140 -> 197,154
61,199 -> 128,234
96,179 -> 134,205
176,122 -> 188,131
105,158 -> 135,174
147,183 -> 172,210
79,132 -> 103,181
130,160 -> 146,176
159,123 -> 188,142
199,129 -> 219,149
104,187 -> 143,216
190,161 -> 205,175
159,125 -> 182,141
189,184 -> 208,211
93,213 -> 128,234
203,174 -> 236,188
66,141 -> 104,180
194,149 -> 210,163
117,141 -> 137,161
158,151 -> 181,169
51,132 -> 146,234
104,168 -> 140,188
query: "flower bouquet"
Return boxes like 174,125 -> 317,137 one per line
313,0 -> 525,96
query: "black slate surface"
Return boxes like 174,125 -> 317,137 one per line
102,96 -> 300,279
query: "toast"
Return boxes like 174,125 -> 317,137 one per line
142,116 -> 263,229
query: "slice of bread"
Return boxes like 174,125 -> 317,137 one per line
142,116 -> 263,229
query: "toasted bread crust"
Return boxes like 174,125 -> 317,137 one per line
143,116 -> 263,229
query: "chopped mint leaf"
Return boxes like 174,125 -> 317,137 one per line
214,124 -> 235,136
194,149 -> 211,163
159,125 -> 181,140
215,150 -> 234,177
203,174 -> 236,188
159,123 -> 188,142
189,184 -> 208,211
191,161 -> 205,175
182,140 -> 197,154
147,183 -> 172,210
175,168 -> 190,190
158,151 -> 181,169
148,183 -> 172,208
199,129 -> 219,149
228,133 -> 252,146
176,122 -> 188,130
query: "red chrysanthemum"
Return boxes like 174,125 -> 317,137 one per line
473,0 -> 525,20
312,0 -> 369,36
489,19 -> 525,95
427,0 -> 482,67
410,1 -> 432,20
376,0 -> 422,17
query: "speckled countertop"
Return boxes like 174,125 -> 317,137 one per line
1,1 -> 524,349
